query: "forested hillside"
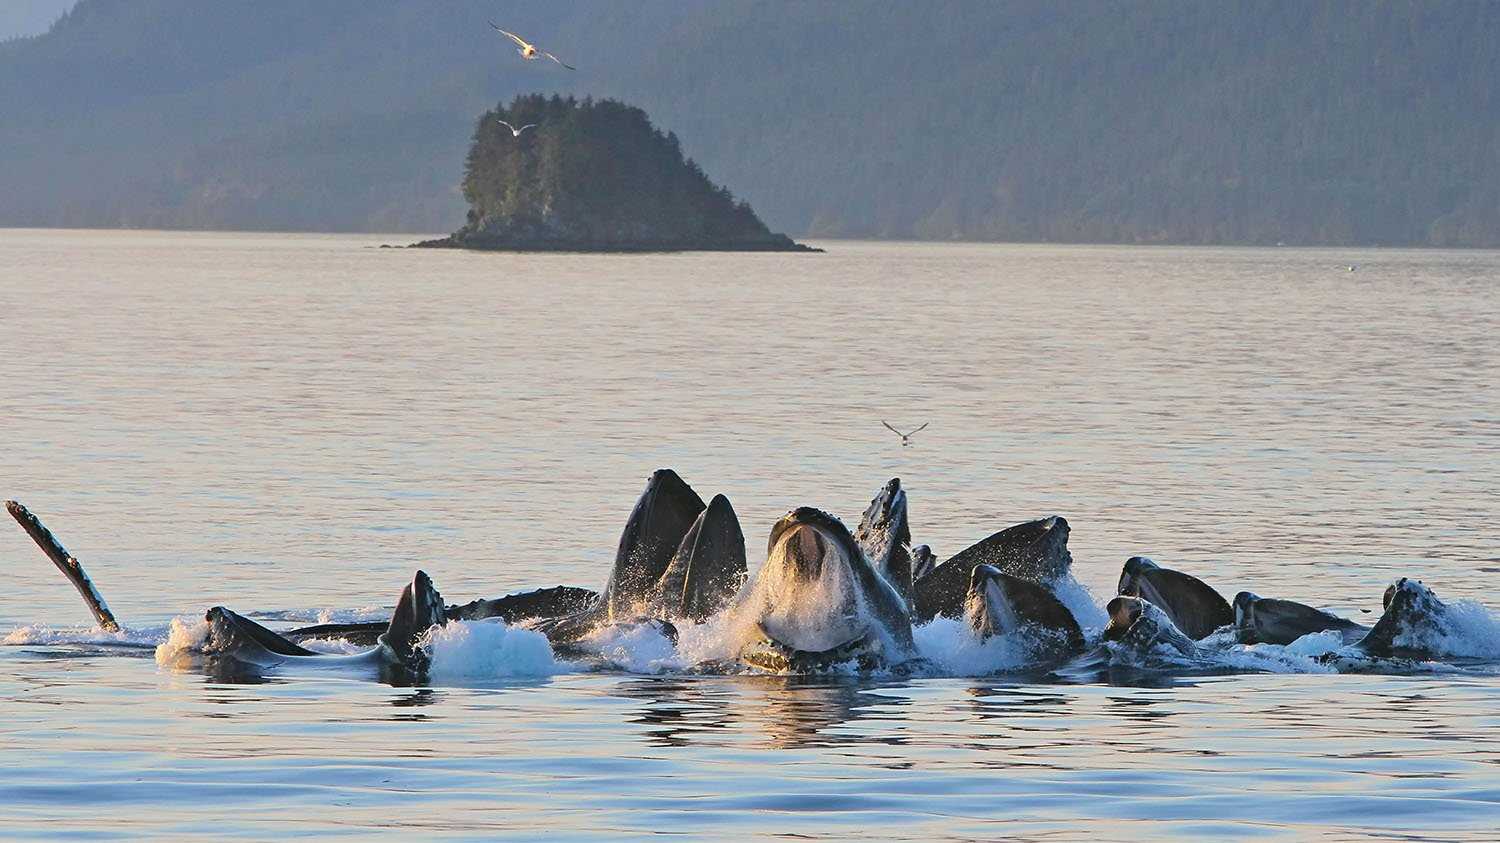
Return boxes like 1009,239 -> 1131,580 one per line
420,95 -> 806,250
2,1 -> 1497,245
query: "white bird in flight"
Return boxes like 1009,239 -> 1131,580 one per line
496,119 -> 537,138
490,23 -> 575,70
882,420 -> 929,447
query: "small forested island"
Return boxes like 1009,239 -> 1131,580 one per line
415,95 -> 815,252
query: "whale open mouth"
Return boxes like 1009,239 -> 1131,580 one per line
1233,591 -> 1260,643
740,623 -> 877,673
735,507 -> 888,670
1102,596 -> 1145,641
1117,556 -> 1158,597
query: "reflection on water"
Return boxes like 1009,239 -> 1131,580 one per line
618,675 -> 907,750
1,232 -> 1498,837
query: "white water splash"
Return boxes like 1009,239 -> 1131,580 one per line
914,616 -> 1044,676
154,616 -> 211,666
20,584 -> 1500,682
4,623 -> 167,649
247,606 -> 390,624
299,637 -> 371,655
1050,573 -> 1108,632
1214,632 -> 1342,674
745,544 -> 867,653
1394,598 -> 1500,659
673,611 -> 750,667
420,619 -> 558,681
579,622 -> 679,673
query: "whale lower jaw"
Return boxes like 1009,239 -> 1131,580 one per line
740,626 -> 881,673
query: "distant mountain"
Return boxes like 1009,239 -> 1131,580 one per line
418,95 -> 809,251
2,1 -> 1498,246
0,1 -> 74,40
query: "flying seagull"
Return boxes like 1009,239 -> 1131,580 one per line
490,23 -> 575,70
882,420 -> 929,447
496,119 -> 537,137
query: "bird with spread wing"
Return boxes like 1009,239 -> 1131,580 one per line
882,421 -> 929,447
496,119 -> 537,137
490,23 -> 575,70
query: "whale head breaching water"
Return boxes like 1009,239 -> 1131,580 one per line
1115,557 -> 1233,640
652,493 -> 748,622
197,570 -> 449,684
736,507 -> 916,673
964,564 -> 1085,661
910,545 -> 938,581
605,468 -> 708,620
1101,596 -> 1200,658
1233,591 -> 1369,645
912,515 -> 1073,622
1356,578 -> 1454,658
853,477 -> 914,608
531,469 -> 747,646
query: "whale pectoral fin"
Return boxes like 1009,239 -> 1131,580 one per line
379,570 -> 447,666
7,500 -> 121,632
205,606 -> 321,660
658,494 -> 747,622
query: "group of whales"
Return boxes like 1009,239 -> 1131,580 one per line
4,471 -> 1483,682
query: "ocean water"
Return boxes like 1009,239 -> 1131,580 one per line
1,229 -> 1498,839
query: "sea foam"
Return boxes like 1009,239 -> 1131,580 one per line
420,619 -> 559,681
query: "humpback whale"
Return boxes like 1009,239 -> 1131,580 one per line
1233,591 -> 1368,645
1115,557 -> 1232,640
1101,596 -> 1200,658
195,570 -> 448,683
281,585 -> 600,646
1355,578 -> 1455,658
964,563 -> 1085,660
913,515 -> 1073,621
652,493 -> 749,622
911,544 -> 937,581
7,498 -> 449,679
735,507 -> 916,672
9,497 -> 596,647
605,468 -> 708,619
285,470 -> 743,648
273,468 -> 746,651
854,478 -> 914,608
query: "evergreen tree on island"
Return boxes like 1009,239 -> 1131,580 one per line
418,95 -> 813,252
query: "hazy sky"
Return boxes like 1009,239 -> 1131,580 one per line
0,0 -> 74,40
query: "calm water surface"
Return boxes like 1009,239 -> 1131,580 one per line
1,230 -> 1498,839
